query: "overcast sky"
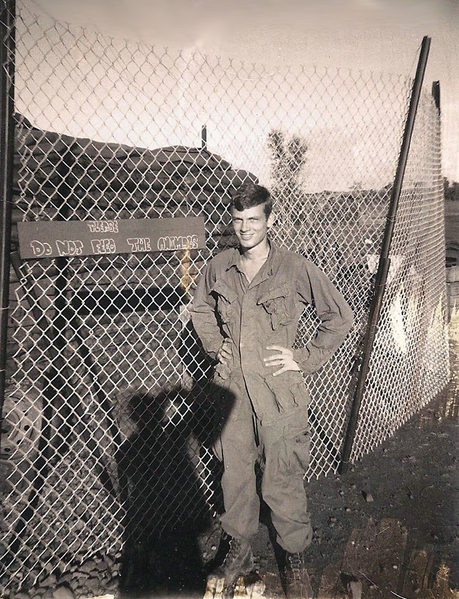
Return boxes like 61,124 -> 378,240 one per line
31,0 -> 459,181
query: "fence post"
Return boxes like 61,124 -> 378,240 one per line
201,124 -> 207,150
0,0 -> 16,440
431,80 -> 440,112
339,36 -> 432,473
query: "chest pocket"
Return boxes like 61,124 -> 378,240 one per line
211,280 -> 238,325
257,285 -> 294,330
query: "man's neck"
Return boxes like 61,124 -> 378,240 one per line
237,242 -> 270,284
239,241 -> 270,262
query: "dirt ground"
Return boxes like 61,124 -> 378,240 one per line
237,309 -> 459,599
3,302 -> 458,599
1,305 -> 457,599
4,316 -> 456,599
2,317 -> 457,599
113,311 -> 458,599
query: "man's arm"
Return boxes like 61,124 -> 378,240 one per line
190,262 -> 225,361
293,258 -> 354,374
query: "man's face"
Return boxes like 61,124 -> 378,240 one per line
231,203 -> 274,251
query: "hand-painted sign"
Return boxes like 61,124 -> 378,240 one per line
17,217 -> 206,259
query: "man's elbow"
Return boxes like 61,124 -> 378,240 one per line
344,306 -> 354,333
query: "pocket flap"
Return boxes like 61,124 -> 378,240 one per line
257,284 -> 289,305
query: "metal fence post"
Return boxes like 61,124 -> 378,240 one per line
431,80 -> 440,112
201,124 -> 207,149
0,0 -> 16,445
339,36 -> 432,473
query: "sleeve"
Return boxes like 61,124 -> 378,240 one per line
292,259 -> 354,374
190,261 -> 225,360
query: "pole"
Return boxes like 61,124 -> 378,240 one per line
431,80 -> 440,113
201,124 -> 207,150
0,0 -> 16,445
339,36 -> 431,473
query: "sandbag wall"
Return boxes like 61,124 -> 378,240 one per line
1,115 -> 257,586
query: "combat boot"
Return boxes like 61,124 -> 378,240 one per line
205,534 -> 254,598
284,551 -> 313,599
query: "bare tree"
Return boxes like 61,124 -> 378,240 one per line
267,130 -> 310,247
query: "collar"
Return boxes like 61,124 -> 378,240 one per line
225,240 -> 279,278
225,247 -> 240,271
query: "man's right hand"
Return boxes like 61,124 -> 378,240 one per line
217,338 -> 232,365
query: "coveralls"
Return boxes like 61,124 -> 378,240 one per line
191,242 -> 353,553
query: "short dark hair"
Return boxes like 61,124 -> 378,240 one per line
230,182 -> 272,219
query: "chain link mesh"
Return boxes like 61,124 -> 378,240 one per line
0,1 -> 448,594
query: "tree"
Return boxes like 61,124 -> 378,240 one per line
267,129 -> 320,257
268,129 -> 308,208
443,178 -> 459,201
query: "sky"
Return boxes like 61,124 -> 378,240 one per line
30,0 -> 459,182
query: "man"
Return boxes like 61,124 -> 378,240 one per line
191,182 -> 353,599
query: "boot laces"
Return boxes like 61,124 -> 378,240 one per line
287,552 -> 304,581
222,537 -> 242,567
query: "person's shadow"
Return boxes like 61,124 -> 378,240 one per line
116,385 -> 221,597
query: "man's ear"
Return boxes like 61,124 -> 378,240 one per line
267,212 -> 275,229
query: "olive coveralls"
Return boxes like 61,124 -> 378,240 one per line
191,242 -> 353,553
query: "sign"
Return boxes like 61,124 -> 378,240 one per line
17,217 -> 206,259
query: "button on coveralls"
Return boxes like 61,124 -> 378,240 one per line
191,242 -> 353,553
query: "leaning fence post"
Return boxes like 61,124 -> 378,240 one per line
339,36 -> 432,474
0,0 -> 16,438
431,80 -> 440,112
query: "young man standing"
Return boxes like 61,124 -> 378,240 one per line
191,182 -> 353,599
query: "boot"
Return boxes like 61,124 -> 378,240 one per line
205,534 -> 254,598
284,551 -> 313,599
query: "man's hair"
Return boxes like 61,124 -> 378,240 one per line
230,182 -> 273,218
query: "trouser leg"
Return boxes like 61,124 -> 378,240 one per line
213,390 -> 259,541
258,408 -> 312,553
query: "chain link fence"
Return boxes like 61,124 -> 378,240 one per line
0,1 -> 448,595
